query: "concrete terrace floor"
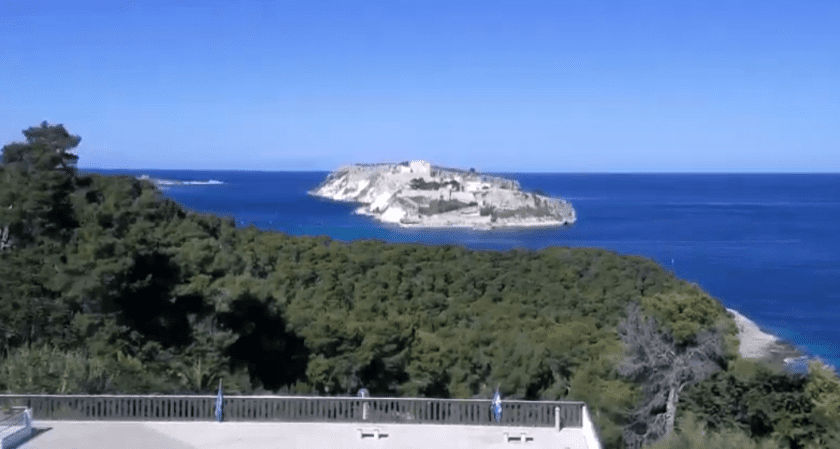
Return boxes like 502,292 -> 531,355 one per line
19,421 -> 593,449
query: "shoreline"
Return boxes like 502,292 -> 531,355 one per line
727,308 -> 804,368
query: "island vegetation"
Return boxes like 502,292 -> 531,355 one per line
1,123 -> 838,448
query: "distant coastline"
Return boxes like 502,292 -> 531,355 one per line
137,174 -> 224,186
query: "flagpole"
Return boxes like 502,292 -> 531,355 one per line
215,378 -> 224,423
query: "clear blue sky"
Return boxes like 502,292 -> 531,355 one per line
1,1 -> 838,172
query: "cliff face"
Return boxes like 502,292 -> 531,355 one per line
310,161 -> 576,229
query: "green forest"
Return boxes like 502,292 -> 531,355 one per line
1,123 -> 839,448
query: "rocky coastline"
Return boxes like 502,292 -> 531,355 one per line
727,308 -> 804,368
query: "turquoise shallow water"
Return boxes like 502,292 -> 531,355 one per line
91,170 -> 840,368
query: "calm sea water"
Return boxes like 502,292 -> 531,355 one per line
91,170 -> 840,368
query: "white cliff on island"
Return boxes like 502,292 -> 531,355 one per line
310,160 -> 576,229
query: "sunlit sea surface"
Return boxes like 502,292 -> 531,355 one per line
90,170 -> 840,368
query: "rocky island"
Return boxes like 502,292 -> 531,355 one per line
310,161 -> 576,229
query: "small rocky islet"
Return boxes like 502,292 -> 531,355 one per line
310,160 -> 576,229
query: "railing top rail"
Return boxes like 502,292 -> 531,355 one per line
0,393 -> 584,406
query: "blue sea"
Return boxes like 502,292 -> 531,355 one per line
92,170 -> 840,368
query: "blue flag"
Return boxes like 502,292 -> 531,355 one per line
214,379 -> 224,422
492,389 -> 502,423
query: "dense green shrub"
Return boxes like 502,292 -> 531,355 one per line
650,413 -> 778,449
679,359 -> 840,448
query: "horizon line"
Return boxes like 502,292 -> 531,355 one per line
79,166 -> 840,175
